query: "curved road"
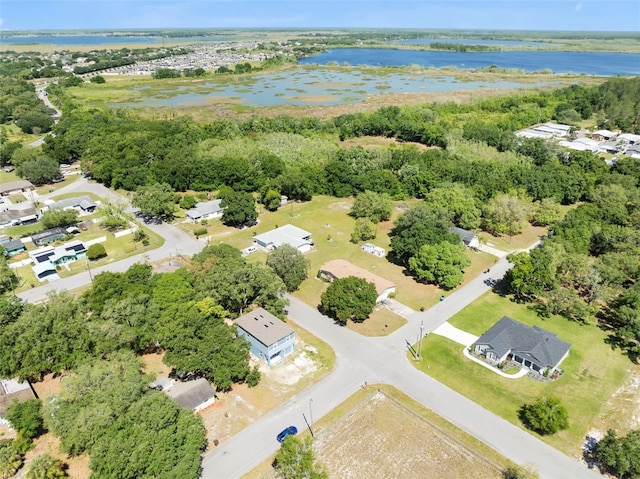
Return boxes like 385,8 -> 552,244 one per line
17,177 -> 203,303
201,256 -> 599,479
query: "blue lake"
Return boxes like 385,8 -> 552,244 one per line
116,68 -> 551,108
299,48 -> 640,76
398,38 -> 560,47
0,35 -> 230,46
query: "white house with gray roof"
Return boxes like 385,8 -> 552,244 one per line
185,200 -> 224,222
235,308 -> 295,366
253,224 -> 313,253
45,196 -> 97,214
473,316 -> 571,375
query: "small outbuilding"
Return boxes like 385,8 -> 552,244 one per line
361,243 -> 386,257
449,226 -> 480,249
473,316 -> 571,375
1,378 -> 36,419
235,307 -> 295,366
319,259 -> 396,303
253,224 -> 313,253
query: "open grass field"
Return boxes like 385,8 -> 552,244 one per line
183,195 -> 498,318
414,291 -> 634,458
245,385 -> 518,479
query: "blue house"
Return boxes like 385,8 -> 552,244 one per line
235,308 -> 295,366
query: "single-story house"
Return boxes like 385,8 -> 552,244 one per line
473,316 -> 571,375
625,146 -> 640,158
319,259 -> 396,303
616,133 -> 640,145
0,207 -> 38,227
45,196 -> 97,214
0,180 -> 34,196
32,261 -> 58,281
591,129 -> 616,141
185,200 -> 224,222
30,227 -> 68,246
598,141 -> 619,154
29,240 -> 87,266
1,378 -> 36,419
449,226 -> 481,249
151,377 -> 216,412
0,237 -> 26,256
235,307 -> 295,366
559,137 -> 601,153
361,242 -> 386,257
253,224 -> 313,253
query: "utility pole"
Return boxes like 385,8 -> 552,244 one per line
417,320 -> 424,359
302,412 -> 314,438
86,256 -> 93,283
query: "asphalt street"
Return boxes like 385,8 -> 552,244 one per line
15,176 -> 597,477
201,258 -> 599,479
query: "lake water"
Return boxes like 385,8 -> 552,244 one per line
116,68 -> 550,108
299,48 -> 640,76
0,35 -> 230,46
398,38 -> 559,47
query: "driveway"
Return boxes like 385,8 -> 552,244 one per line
432,321 -> 479,346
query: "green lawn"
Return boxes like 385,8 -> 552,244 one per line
186,196 -> 500,315
415,291 -> 631,456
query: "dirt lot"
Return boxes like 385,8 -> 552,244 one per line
314,390 -> 501,479
585,364 -> 640,456
201,345 -> 325,449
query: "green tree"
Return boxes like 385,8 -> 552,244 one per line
15,111 -> 54,135
179,194 -> 197,210
408,241 -> 471,289
100,201 -> 129,231
0,256 -> 19,294
86,243 -> 106,260
426,183 -> 482,230
5,399 -> 45,441
15,157 -> 60,185
350,191 -> 394,223
159,299 -> 252,391
89,75 -> 105,84
27,454 -> 68,479
273,436 -> 328,479
132,182 -> 176,220
0,439 -> 24,479
41,208 -> 78,229
152,68 -> 181,79
388,203 -> 458,267
266,244 -> 310,292
519,396 -> 569,435
502,464 -> 539,479
594,429 -> 640,479
351,217 -> 377,243
482,193 -> 532,240
531,197 -> 562,226
261,188 -> 282,212
220,190 -> 258,227
320,276 -> 377,324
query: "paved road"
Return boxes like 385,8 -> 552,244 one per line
15,186 -> 594,478
17,177 -> 203,302
201,257 -> 599,479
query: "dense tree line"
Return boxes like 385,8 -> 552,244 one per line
504,159 -> 640,359
0,77 -> 55,133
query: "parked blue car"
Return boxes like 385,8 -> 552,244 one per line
277,426 -> 298,443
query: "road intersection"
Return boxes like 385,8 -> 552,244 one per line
15,180 -> 598,478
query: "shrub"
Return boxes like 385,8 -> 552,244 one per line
519,396 -> 569,435
86,243 -> 107,260
194,227 -> 208,237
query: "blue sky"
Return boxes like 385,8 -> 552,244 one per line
1,1 -> 639,31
